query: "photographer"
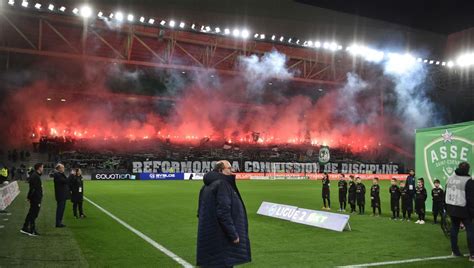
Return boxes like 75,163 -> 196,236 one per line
445,162 -> 473,261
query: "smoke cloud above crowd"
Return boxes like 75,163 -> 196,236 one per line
0,50 -> 438,157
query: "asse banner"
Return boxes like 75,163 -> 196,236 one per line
415,121 -> 474,211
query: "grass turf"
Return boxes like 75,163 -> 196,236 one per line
0,179 -> 471,267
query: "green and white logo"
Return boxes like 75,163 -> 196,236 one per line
423,129 -> 473,188
319,146 -> 331,164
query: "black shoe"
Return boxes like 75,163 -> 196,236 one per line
20,228 -> 32,236
55,224 -> 66,228
31,230 -> 40,236
451,252 -> 462,257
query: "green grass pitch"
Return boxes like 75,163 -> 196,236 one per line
0,180 -> 471,267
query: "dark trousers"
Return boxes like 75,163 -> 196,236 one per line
73,201 -> 84,217
56,200 -> 66,226
322,190 -> 330,208
450,216 -> 474,256
349,196 -> 356,212
432,202 -> 443,223
371,197 -> 381,215
415,200 -> 425,221
339,194 -> 346,210
23,202 -> 40,231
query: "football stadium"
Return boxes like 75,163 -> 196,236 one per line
0,0 -> 473,267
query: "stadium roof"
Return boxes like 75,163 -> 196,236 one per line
296,0 -> 474,35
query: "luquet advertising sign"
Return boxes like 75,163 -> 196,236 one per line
257,201 -> 351,232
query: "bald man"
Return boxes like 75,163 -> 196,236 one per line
196,160 -> 251,267
53,164 -> 69,228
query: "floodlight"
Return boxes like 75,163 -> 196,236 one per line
179,22 -> 185,28
127,14 -> 134,22
80,5 -> 92,18
139,16 -> 145,23
59,6 -> 65,12
72,8 -> 79,14
169,20 -> 176,27
241,29 -> 249,38
48,4 -> 54,10
232,29 -> 240,37
115,12 -> 124,21
21,1 -> 28,7
148,18 -> 155,24
34,3 -> 41,9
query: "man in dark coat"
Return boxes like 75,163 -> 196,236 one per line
53,163 -> 69,228
69,168 -> 85,218
445,162 -> 473,261
197,160 -> 251,267
20,163 -> 44,236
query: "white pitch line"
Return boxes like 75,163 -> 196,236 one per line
84,196 -> 193,268
337,254 -> 470,267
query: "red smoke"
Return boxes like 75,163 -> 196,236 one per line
1,78 -> 386,154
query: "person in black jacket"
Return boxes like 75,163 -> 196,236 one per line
69,168 -> 85,219
337,174 -> 348,212
321,173 -> 331,210
196,160 -> 251,267
445,162 -> 473,261
415,178 -> 427,224
400,181 -> 412,221
20,163 -> 43,236
370,177 -> 381,216
389,178 -> 401,220
348,175 -> 356,213
53,164 -> 69,228
355,177 -> 366,215
431,179 -> 444,224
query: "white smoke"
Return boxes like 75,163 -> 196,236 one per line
383,53 -> 435,132
335,73 -> 378,124
239,50 -> 294,91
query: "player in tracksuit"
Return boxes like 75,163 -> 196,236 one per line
355,177 -> 366,215
348,175 -> 357,213
321,173 -> 331,210
400,180 -> 413,221
389,178 -> 401,220
338,174 -> 348,212
431,179 -> 445,224
370,178 -> 381,216
415,178 -> 428,224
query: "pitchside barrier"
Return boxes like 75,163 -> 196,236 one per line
257,201 -> 351,232
0,181 -> 20,210
90,172 -> 408,180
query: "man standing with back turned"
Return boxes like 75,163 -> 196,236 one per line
445,162 -> 474,261
197,160 -> 251,267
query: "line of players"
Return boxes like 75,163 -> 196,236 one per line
320,173 -> 444,225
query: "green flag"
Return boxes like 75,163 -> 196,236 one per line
415,121 -> 474,211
